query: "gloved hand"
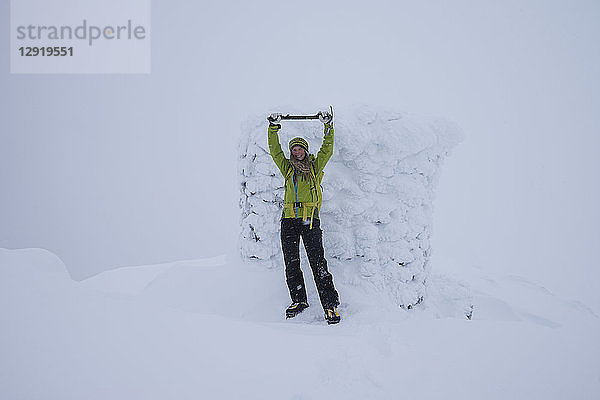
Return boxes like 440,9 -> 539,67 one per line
268,113 -> 282,125
318,110 -> 333,125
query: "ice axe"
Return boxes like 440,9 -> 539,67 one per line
268,105 -> 334,123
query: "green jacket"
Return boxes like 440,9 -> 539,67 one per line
268,123 -> 334,221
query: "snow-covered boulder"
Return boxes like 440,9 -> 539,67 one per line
238,106 -> 461,308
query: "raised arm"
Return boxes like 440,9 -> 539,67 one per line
267,123 -> 291,176
314,123 -> 334,175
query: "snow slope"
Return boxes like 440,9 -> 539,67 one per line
2,247 -> 599,400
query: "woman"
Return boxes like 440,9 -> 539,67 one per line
267,111 -> 340,324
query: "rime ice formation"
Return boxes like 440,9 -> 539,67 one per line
239,106 -> 461,308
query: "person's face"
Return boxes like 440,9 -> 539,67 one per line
291,145 -> 306,160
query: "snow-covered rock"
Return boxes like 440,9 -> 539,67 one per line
239,106 -> 462,308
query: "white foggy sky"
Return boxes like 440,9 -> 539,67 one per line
1,1 -> 599,308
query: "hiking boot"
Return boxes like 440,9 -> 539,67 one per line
286,302 -> 309,319
324,307 -> 340,324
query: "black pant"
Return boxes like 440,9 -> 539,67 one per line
280,218 -> 339,310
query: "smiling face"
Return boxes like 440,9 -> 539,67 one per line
291,145 -> 306,161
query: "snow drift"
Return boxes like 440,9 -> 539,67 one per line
239,106 -> 462,308
3,247 -> 599,399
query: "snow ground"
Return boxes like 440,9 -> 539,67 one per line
1,247 -> 599,400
